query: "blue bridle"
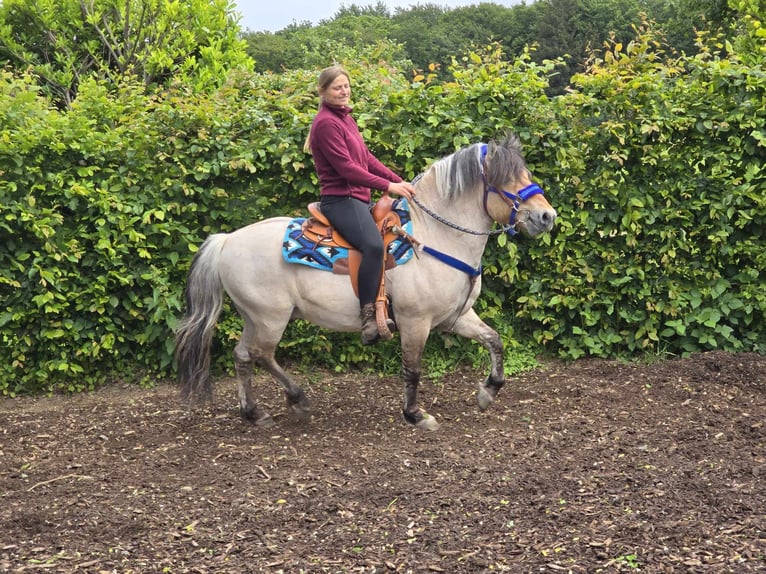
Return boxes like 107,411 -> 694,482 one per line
480,144 -> 545,236
405,143 -> 546,281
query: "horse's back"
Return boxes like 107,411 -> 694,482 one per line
230,215 -> 291,239
217,216 -> 292,300
220,216 -> 290,257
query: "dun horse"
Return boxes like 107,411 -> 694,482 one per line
175,135 -> 556,430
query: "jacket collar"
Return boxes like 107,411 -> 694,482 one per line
321,102 -> 353,118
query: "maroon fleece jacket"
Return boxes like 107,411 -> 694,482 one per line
309,103 -> 402,202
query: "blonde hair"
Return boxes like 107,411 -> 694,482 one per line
304,65 -> 351,153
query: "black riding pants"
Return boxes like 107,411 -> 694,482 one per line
320,196 -> 384,307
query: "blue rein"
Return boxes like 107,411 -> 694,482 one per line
421,245 -> 482,278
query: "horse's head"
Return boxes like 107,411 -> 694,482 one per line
481,136 -> 556,238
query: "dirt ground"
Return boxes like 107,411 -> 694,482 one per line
1,351 -> 764,573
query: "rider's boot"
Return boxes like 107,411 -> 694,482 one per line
360,303 -> 380,345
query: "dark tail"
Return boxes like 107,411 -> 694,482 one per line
174,234 -> 228,402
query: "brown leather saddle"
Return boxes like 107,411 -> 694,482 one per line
300,194 -> 404,340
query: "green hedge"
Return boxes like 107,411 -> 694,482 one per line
513,29 -> 766,358
1,30 -> 764,396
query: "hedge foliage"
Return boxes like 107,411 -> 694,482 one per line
1,24 -> 764,395
515,29 -> 766,358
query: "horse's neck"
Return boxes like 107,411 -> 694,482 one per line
410,171 -> 491,256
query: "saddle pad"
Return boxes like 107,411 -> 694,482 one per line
282,198 -> 415,271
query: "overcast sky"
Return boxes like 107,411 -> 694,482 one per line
232,1 -> 516,33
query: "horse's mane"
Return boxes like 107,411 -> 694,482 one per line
430,134 -> 529,201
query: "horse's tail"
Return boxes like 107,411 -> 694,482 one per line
175,233 -> 228,402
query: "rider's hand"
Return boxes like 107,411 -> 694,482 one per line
387,181 -> 416,201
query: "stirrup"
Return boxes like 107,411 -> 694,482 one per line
375,299 -> 394,340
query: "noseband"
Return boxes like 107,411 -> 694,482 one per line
479,144 -> 544,236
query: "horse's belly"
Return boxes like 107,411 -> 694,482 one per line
220,217 -> 361,331
291,267 -> 360,331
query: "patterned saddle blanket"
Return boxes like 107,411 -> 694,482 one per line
282,198 -> 415,272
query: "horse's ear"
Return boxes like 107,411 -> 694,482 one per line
503,133 -> 522,152
484,139 -> 500,161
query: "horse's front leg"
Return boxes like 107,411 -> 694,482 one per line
448,309 -> 505,411
400,326 -> 441,431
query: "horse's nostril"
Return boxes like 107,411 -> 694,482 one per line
543,209 -> 557,224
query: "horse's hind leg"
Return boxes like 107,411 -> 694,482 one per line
235,319 -> 311,424
449,309 -> 505,411
256,353 -> 311,421
234,341 -> 274,426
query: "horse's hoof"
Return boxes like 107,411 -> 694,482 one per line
403,409 -> 440,431
477,385 -> 495,411
254,413 -> 276,427
241,406 -> 275,427
286,391 -> 311,422
245,412 -> 276,427
288,403 -> 312,423
417,413 -> 440,431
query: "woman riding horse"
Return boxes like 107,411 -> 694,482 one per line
306,65 -> 416,344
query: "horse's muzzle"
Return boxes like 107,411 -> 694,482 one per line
519,207 -> 557,237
